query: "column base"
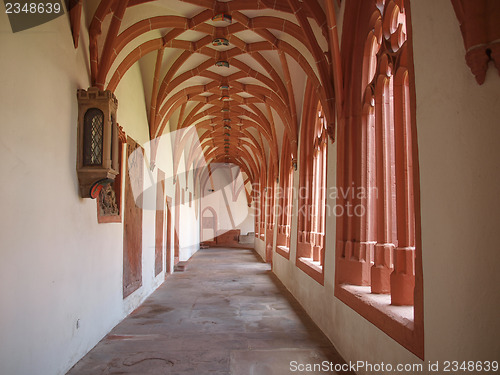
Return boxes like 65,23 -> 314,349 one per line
337,241 -> 375,286
371,243 -> 394,294
312,245 -> 321,262
390,246 -> 415,305
390,271 -> 415,305
354,241 -> 375,263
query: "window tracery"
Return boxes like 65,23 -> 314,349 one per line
296,84 -> 328,284
276,135 -> 294,259
335,0 -> 423,358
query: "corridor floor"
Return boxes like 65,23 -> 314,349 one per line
67,248 -> 351,375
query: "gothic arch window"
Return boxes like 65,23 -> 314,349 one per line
264,163 -> 276,263
259,171 -> 267,240
276,134 -> 294,259
296,82 -> 328,285
253,185 -> 261,239
334,0 -> 423,359
253,172 -> 266,241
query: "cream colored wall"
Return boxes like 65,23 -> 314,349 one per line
254,184 -> 276,261
155,131 -> 176,272
114,63 -> 150,146
272,1 -> 500,373
1,2 -> 498,374
412,0 -> 500,363
174,154 -> 200,261
113,53 -> 166,312
0,7 -> 190,375
254,237 -> 266,261
0,13 -> 124,375
179,197 -> 200,261
115,48 -> 200,264
201,166 -> 254,240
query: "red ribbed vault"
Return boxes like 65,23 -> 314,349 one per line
80,0 -> 342,203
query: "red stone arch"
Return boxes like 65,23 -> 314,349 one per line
334,0 -> 423,359
87,0 -> 340,159
295,80 -> 328,285
276,133 -> 294,260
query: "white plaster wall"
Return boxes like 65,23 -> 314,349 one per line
116,61 -> 201,265
154,130 -> 176,273
114,63 -> 150,146
0,9 -> 169,375
1,2 -> 498,374
254,238 -> 266,261
114,53 -> 167,311
412,0 -> 500,363
179,197 -> 200,261
154,128 -> 174,193
173,155 -> 198,261
272,1 -> 500,373
0,13 -> 123,375
155,132 -> 175,274
201,166 -> 254,238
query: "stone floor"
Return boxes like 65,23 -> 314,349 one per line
67,248 -> 352,375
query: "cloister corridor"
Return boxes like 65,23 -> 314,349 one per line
67,248 -> 350,375
2,1 -> 500,374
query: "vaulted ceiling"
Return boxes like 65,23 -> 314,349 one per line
73,0 -> 342,190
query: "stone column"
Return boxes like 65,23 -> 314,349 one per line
390,70 -> 415,305
371,69 -> 396,294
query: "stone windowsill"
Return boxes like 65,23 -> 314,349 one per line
298,257 -> 323,273
277,245 -> 290,253
339,284 -> 414,329
276,245 -> 290,259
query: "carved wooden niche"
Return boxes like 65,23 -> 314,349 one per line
76,87 -> 120,198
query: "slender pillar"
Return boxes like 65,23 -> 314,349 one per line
337,112 -> 371,285
174,182 -> 180,265
254,184 -> 260,238
349,97 -> 378,285
372,70 -> 395,294
391,70 -> 415,305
